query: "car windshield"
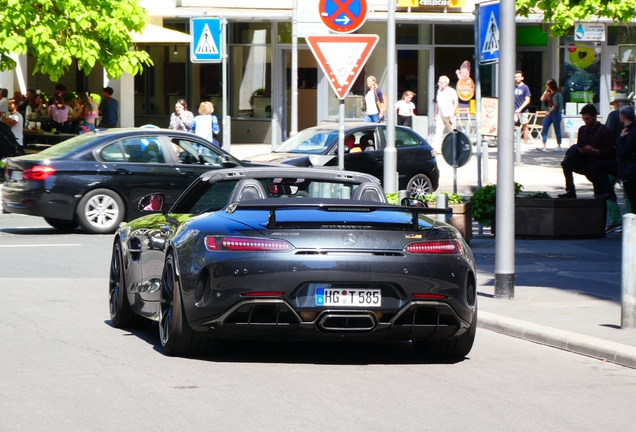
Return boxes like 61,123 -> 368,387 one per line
36,134 -> 98,157
274,129 -> 338,154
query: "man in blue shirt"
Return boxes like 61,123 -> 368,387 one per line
99,87 -> 119,128
514,70 -> 531,145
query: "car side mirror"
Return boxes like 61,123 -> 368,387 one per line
139,193 -> 165,212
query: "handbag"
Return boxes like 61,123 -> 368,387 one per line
375,88 -> 386,113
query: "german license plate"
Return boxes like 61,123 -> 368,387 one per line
10,171 -> 23,181
315,288 -> 381,307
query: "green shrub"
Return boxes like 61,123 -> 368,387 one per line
385,192 -> 466,206
524,192 -> 553,199
471,183 -> 523,227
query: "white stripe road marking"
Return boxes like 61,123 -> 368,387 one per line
0,244 -> 82,248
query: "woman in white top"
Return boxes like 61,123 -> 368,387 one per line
363,76 -> 384,123
395,90 -> 416,128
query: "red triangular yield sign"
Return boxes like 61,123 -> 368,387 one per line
306,34 -> 379,100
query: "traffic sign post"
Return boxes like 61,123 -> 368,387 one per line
307,34 -> 378,169
191,17 -> 223,63
319,0 -> 368,34
477,1 -> 500,65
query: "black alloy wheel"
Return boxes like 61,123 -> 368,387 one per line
159,252 -> 209,356
413,284 -> 477,360
109,242 -> 136,328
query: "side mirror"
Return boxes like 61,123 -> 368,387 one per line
138,193 -> 165,212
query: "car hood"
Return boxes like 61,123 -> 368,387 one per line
246,152 -> 336,167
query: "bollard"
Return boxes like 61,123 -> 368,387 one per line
515,127 -> 521,166
622,213 -> 636,328
398,190 -> 408,203
435,193 -> 447,223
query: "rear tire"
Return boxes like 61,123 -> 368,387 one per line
413,298 -> 477,359
109,242 -> 137,328
407,174 -> 433,201
44,217 -> 78,231
159,252 -> 210,356
76,188 -> 125,234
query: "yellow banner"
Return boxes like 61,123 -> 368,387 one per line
398,0 -> 466,7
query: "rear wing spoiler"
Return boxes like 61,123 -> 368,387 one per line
225,200 -> 452,230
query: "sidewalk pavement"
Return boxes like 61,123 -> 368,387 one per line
230,137 -> 636,368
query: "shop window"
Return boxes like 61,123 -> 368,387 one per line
434,25 -> 474,45
230,23 -> 271,44
559,37 -> 601,110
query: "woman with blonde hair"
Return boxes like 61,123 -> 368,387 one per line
363,75 -> 384,123
190,101 -> 221,145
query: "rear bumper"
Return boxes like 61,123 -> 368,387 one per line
1,185 -> 77,221
191,299 -> 473,343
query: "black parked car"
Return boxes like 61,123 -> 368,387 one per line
109,167 -> 477,359
245,123 -> 440,198
1,128 -> 253,234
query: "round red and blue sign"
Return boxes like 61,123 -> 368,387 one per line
319,0 -> 368,34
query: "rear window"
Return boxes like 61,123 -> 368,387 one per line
35,134 -> 98,157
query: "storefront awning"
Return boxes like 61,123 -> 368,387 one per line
131,24 -> 191,44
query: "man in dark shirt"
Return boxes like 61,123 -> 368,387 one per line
558,104 -> 615,199
615,105 -> 636,207
99,86 -> 119,128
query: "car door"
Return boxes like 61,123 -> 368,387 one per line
342,128 -> 385,181
167,135 -> 240,181
97,135 -> 182,220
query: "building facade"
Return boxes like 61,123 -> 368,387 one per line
1,0 -> 634,145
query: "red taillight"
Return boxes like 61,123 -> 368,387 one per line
405,240 -> 462,254
205,236 -> 294,252
413,293 -> 448,299
22,166 -> 56,181
241,292 -> 284,297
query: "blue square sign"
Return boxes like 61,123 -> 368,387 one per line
478,1 -> 500,64
191,17 -> 223,63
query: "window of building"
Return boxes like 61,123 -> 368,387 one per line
559,35 -> 601,110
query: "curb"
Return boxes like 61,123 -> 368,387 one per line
478,311 -> 636,369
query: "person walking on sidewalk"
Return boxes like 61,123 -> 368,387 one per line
514,71 -> 531,146
603,93 -> 633,233
538,78 -> 563,152
558,104 -> 615,199
433,75 -> 458,150
363,76 -> 384,123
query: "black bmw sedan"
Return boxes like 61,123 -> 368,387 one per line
2,128 -> 250,234
245,123 -> 440,198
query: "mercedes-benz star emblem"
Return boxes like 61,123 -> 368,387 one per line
343,233 -> 357,246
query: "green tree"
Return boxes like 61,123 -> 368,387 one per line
517,0 -> 636,36
0,0 -> 153,81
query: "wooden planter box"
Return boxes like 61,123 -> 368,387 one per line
500,198 -> 605,239
431,202 -> 473,244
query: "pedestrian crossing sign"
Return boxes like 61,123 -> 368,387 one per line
477,1 -> 500,64
191,17 -> 222,63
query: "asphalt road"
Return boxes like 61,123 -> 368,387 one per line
2,213 -> 636,431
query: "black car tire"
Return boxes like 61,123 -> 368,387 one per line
159,252 -> 210,357
109,242 -> 137,328
44,217 -> 78,231
407,174 -> 433,200
76,188 -> 125,234
413,297 -> 477,360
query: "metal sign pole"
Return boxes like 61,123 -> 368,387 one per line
338,100 -> 345,170
221,18 -> 230,152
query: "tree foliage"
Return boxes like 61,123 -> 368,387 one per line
517,0 -> 636,36
0,0 -> 153,81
